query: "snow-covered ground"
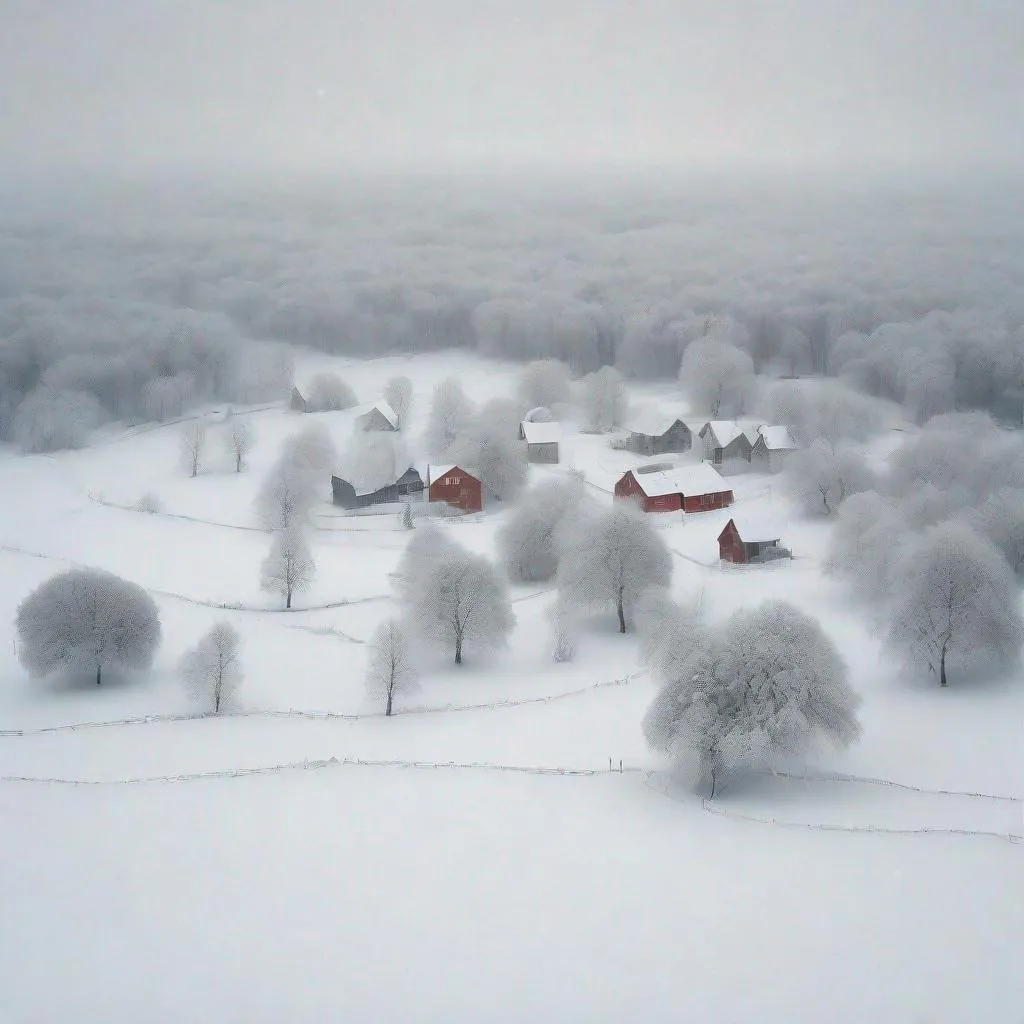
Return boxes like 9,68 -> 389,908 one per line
0,352 -> 1021,1023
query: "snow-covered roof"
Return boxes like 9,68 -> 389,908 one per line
427,464 -> 457,482
625,408 -> 690,438
520,421 -> 561,444
756,425 -> 796,451
628,463 -> 730,498
356,399 -> 398,428
700,421 -> 746,447
722,511 -> 785,542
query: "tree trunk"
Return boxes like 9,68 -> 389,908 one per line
385,684 -> 393,717
214,681 -> 221,714
455,635 -> 462,665
286,588 -> 292,610
236,454 -> 242,473
940,644 -> 948,687
708,769 -> 717,800
617,599 -> 626,634
96,663 -> 102,686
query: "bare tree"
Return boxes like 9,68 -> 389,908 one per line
557,503 -> 672,633
785,440 -> 872,516
16,568 -> 161,686
886,522 -> 1023,687
254,454 -> 319,531
426,377 -> 474,458
226,419 -> 254,473
365,617 -> 418,716
679,338 -> 754,418
180,621 -> 242,713
579,365 -> 626,433
643,601 -> 860,796
180,421 -> 207,478
383,375 -> 414,429
401,535 -> 514,664
260,524 -> 316,609
306,372 -> 357,412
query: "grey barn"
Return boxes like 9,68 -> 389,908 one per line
626,410 -> 692,455
331,466 -> 425,509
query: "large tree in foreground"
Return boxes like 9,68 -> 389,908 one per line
16,568 -> 161,686
180,621 -> 242,714
885,522 -> 1023,687
365,618 -> 418,716
643,600 -> 860,796
557,503 -> 672,633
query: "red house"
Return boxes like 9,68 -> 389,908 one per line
427,465 -> 483,513
718,515 -> 787,563
614,464 -> 733,514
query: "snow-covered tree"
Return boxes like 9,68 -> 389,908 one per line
254,453 -> 320,531
557,503 -> 672,633
260,524 -> 315,609
306,372 -> 357,412
824,491 -> 908,601
400,535 -> 514,664
643,601 -> 860,796
447,419 -> 527,502
136,492 -> 161,514
226,419 -> 254,473
886,522 -> 1023,687
497,475 -> 588,582
383,375 -> 413,429
365,618 -> 418,716
13,386 -> 104,453
343,432 -> 406,493
401,501 -> 414,530
579,365 -> 626,433
283,423 -> 338,477
968,489 -> 1024,575
518,359 -> 571,412
679,338 -> 755,418
16,568 -> 161,686
180,621 -> 242,714
785,441 -> 872,516
635,587 -> 707,682
180,421 -> 207,478
425,377 -> 474,458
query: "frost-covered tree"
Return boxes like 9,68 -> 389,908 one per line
401,535 -> 514,664
635,587 -> 707,682
886,522 -> 1023,687
365,618 -> 418,716
447,419 -> 527,501
260,524 -> 315,609
401,501 -> 414,530
785,441 -> 872,516
518,359 -> 571,412
343,431 -> 406,493
13,386 -> 104,453
180,421 -> 206,477
579,365 -> 626,433
968,489 -> 1024,575
226,419 -> 254,473
383,375 -> 413,429
557,503 -> 672,633
254,452 -> 320,530
497,475 -> 588,582
643,601 -> 860,796
180,621 -> 242,714
679,338 -> 754,418
282,423 -> 338,477
425,377 -> 474,458
16,568 -> 161,686
306,372 -> 357,412
824,491 -> 908,600
136,492 -> 161,514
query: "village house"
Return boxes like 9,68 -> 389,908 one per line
427,465 -> 483,513
698,421 -> 756,468
289,387 -> 308,413
331,466 -> 424,509
625,409 -> 693,456
355,400 -> 399,432
718,514 -> 790,564
518,420 -> 560,463
749,425 -> 797,473
614,463 -> 734,514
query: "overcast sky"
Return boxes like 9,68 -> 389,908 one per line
3,0 -> 1023,176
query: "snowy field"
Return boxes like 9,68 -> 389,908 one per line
1,352 -> 1022,1023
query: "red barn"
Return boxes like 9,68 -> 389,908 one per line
614,464 -> 733,514
718,515 -> 787,563
427,465 -> 483,513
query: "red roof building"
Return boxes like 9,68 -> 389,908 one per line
427,465 -> 483,513
614,464 -> 734,514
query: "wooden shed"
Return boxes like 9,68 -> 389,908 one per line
355,400 -> 399,433
518,420 -> 560,463
749,425 -> 797,473
614,464 -> 734,514
718,515 -> 788,564
625,410 -> 693,456
698,421 -> 754,465
331,466 -> 424,509
428,465 -> 483,513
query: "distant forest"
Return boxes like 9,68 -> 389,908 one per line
2,174 -> 1023,448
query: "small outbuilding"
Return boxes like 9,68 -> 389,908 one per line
331,466 -> 424,509
289,387 -> 308,413
518,420 -> 560,463
749,425 -> 797,473
355,400 -> 399,432
614,464 -> 734,514
718,515 -> 789,564
428,464 -> 483,513
698,421 -> 754,465
625,410 -> 693,456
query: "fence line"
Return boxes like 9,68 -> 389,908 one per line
770,768 -> 1021,805
0,755 -> 642,788
0,673 -> 646,738
642,772 -> 1024,846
